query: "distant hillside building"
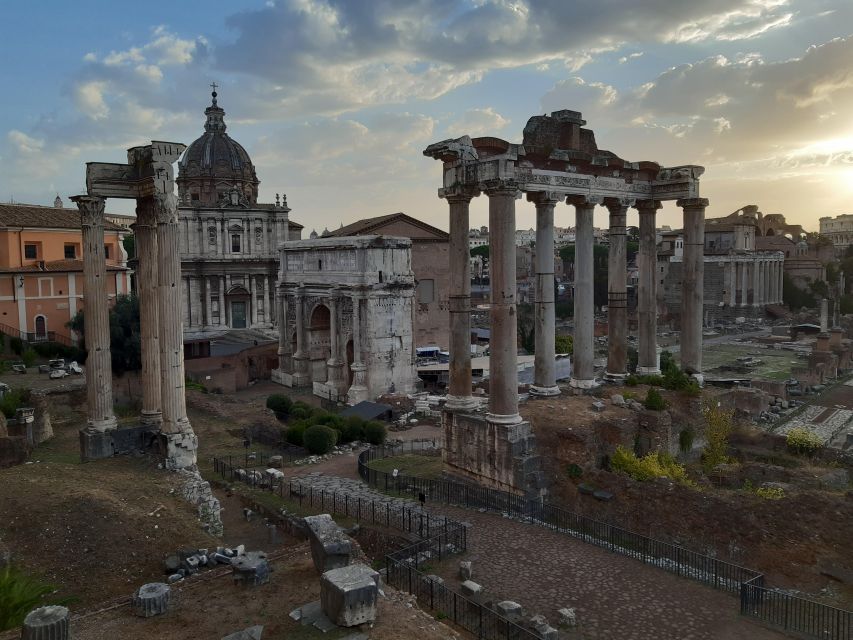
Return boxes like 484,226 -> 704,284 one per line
0,200 -> 129,343
819,214 -> 853,256
325,213 -> 450,351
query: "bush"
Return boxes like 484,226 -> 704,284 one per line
644,387 -> 666,411
610,445 -> 692,485
0,388 -> 27,419
185,378 -> 207,393
702,402 -> 734,470
565,463 -> 583,480
303,424 -> 338,454
289,401 -> 312,420
0,565 -> 62,631
285,421 -> 308,447
20,349 -> 36,368
625,375 -> 638,386
755,486 -> 785,500
9,337 -> 23,356
785,427 -> 822,456
343,416 -> 366,442
363,420 -> 387,445
266,394 -> 293,419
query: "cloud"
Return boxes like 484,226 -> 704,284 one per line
7,130 -> 44,154
446,108 -> 510,137
618,52 -> 644,64
74,81 -> 110,120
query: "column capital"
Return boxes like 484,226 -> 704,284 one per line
70,194 -> 106,227
481,178 -> 521,197
676,197 -> 709,211
566,194 -> 603,208
635,199 -> 663,213
153,193 -> 179,225
603,197 -> 635,211
134,197 -> 158,228
443,185 -> 480,203
526,190 -> 562,206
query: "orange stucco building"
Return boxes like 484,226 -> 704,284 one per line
0,199 -> 130,342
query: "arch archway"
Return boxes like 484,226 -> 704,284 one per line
308,303 -> 331,383
34,315 -> 47,340
765,228 -> 775,236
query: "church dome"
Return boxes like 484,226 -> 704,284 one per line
177,88 -> 260,207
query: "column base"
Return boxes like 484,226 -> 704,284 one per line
347,385 -> 369,406
79,427 -> 116,462
445,395 -> 481,412
486,412 -> 523,425
636,366 -> 661,375
140,410 -> 162,428
88,416 -> 118,432
79,423 -> 160,462
604,372 -> 627,382
161,428 -> 198,470
569,378 -> 598,390
529,385 -> 561,397
690,373 -> 705,387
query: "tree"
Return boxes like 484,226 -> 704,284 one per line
470,245 -> 489,260
555,334 -> 573,354
68,293 -> 141,375
122,234 -> 136,260
782,273 -> 816,310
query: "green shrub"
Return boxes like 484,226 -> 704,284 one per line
0,565 -> 62,631
266,394 -> 293,419
184,378 -> 207,393
785,427 -> 822,456
644,387 -> 666,411
364,420 -> 387,445
20,349 -> 36,368
303,424 -> 338,454
343,416 -> 366,442
702,402 -> 733,471
286,421 -> 308,447
289,402 -> 312,420
625,375 -> 638,386
610,445 -> 692,485
565,463 -> 583,479
755,486 -> 785,500
9,337 -> 23,356
0,388 -> 27,419
679,428 -> 695,453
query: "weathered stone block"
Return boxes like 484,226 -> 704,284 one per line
304,514 -> 352,573
221,625 -> 264,640
460,580 -> 483,601
320,563 -> 379,627
558,607 -> 577,627
22,605 -> 70,640
131,582 -> 170,617
496,600 -> 523,623
232,551 -> 270,587
459,560 -> 472,580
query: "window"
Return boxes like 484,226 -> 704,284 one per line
24,244 -> 38,259
104,245 -> 111,259
231,234 -> 241,253
191,193 -> 200,202
418,279 -> 435,304
64,244 -> 77,259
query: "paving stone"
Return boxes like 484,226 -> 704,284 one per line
221,624 -> 263,640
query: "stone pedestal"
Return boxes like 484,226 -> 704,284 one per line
320,563 -> 379,627
305,514 -> 353,573
22,605 -> 70,640
529,192 -> 560,396
131,582 -> 171,617
232,551 -> 271,588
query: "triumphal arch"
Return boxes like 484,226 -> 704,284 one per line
424,110 -> 707,497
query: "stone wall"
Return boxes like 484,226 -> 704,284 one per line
185,343 -> 278,393
412,240 -> 450,350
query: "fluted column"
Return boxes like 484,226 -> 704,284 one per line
605,198 -> 630,379
740,261 -> 748,306
637,200 -> 662,374
484,179 -> 521,423
276,289 -> 289,374
528,191 -> 560,396
752,256 -> 761,308
250,276 -> 258,327
729,261 -> 737,307
134,198 -> 162,427
569,195 -> 601,388
445,188 -> 479,410
265,277 -> 272,325
154,193 -> 197,469
347,294 -> 369,404
219,276 -> 228,326
326,291 -> 345,392
678,197 -> 708,378
204,277 -> 212,327
72,195 -> 117,433
292,288 -> 310,386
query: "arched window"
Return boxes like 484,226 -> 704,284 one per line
34,315 -> 47,340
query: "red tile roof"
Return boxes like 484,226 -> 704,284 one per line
0,203 -> 126,232
0,259 -> 127,273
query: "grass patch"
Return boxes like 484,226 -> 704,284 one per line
367,454 -> 445,480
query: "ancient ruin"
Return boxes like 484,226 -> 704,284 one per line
73,141 -> 197,469
273,236 -> 418,403
424,110 -> 707,495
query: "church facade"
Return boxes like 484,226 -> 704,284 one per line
176,90 -> 302,339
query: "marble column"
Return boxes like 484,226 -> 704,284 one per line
569,195 -> 600,388
605,198 -> 630,379
292,288 -> 310,386
528,191 -> 560,396
219,276 -> 228,326
72,195 -> 118,433
729,260 -> 737,307
154,194 -> 197,469
778,260 -> 785,303
484,179 -> 522,423
276,289 -> 288,375
445,188 -> 479,410
204,277 -> 212,327
637,200 -> 661,374
326,291 -> 345,393
250,276 -> 259,327
740,261 -> 749,307
347,294 -> 369,404
678,198 -> 708,378
264,276 -> 272,325
752,257 -> 761,307
133,198 -> 162,427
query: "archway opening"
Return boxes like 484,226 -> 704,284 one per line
308,304 -> 331,383
34,315 -> 47,340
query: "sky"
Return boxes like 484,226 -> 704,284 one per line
1,0 -> 852,233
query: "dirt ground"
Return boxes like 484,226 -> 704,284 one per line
521,382 -> 853,608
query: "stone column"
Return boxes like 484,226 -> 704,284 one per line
204,277 -> 212,327
276,289 -> 289,375
154,193 -> 197,469
133,198 -> 162,428
740,262 -> 748,307
528,191 -> 560,396
445,188 -> 479,410
264,276 -> 272,325
569,195 -> 601,388
219,276 -> 228,326
347,294 -> 369,404
751,258 -> 760,307
637,200 -> 661,374
778,260 -> 785,303
250,276 -> 258,327
292,288 -> 310,386
605,198 -> 630,379
678,198 -> 708,378
326,291 -> 345,393
820,298 -> 829,333
72,195 -> 118,435
484,179 -> 522,423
